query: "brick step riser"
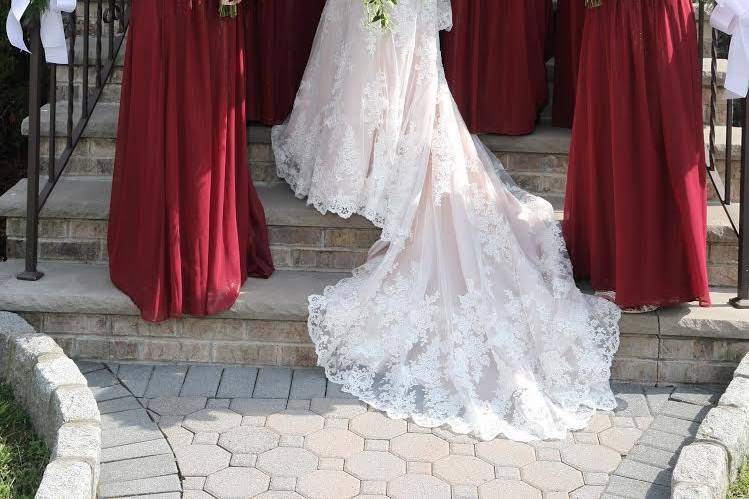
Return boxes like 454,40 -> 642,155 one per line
17,310 -> 746,386
4,219 -> 376,273
4,214 -> 739,286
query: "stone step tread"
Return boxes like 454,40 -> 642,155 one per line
0,176 -> 737,243
24,101 -> 573,154
28,100 -> 742,159
0,259 -> 344,322
0,258 -> 746,340
0,178 -> 373,230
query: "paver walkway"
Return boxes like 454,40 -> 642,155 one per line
77,362 -> 722,499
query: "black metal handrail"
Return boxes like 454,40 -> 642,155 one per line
698,0 -> 749,308
17,0 -> 129,281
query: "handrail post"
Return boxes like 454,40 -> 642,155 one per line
17,19 -> 45,281
730,99 -> 749,308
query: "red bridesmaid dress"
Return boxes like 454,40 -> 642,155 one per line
108,0 -> 275,323
563,0 -> 710,308
245,0 -> 327,125
441,0 -> 552,135
552,0 -> 586,128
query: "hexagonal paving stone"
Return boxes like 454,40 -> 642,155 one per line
345,451 -> 406,481
598,427 -> 643,455
267,410 -> 325,436
475,440 -> 536,467
174,445 -> 231,476
432,455 -> 494,486
349,412 -> 407,439
310,398 -> 368,419
388,473 -> 451,499
305,428 -> 364,458
521,461 -> 584,492
478,479 -> 542,499
256,447 -> 318,477
581,413 -> 612,434
255,492 -> 305,499
390,434 -> 449,462
218,426 -> 280,454
182,408 -> 242,433
561,443 -> 622,473
297,470 -> 360,499
204,466 -> 270,498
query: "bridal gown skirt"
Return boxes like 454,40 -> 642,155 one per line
244,0 -> 327,124
108,0 -> 274,323
563,0 -> 710,308
440,0 -> 552,135
273,0 -> 620,441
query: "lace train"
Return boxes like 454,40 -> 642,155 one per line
273,0 -> 620,441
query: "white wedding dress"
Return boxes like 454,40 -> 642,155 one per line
272,0 -> 621,441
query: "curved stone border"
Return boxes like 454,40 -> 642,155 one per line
672,352 -> 749,498
0,312 -> 100,499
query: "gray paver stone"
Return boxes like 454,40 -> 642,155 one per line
99,454 -> 177,484
649,415 -> 700,438
117,364 -> 154,397
614,459 -> 671,487
97,474 -> 181,498
290,368 -> 327,399
216,367 -> 258,398
180,365 -> 223,397
660,400 -> 711,422
671,386 -> 721,406
604,475 -> 669,499
253,368 -> 293,398
627,444 -> 678,469
100,438 -> 172,463
144,366 -> 189,398
97,396 -> 142,414
148,396 -> 207,416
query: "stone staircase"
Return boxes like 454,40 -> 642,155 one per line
0,33 -> 747,386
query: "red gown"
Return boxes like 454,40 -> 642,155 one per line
108,0 -> 275,323
441,0 -> 552,135
552,0 -> 586,128
245,0 -> 327,125
563,0 -> 710,308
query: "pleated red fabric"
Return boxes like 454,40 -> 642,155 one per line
552,0 -> 586,128
245,0 -> 326,125
441,0 -> 552,135
563,0 -> 710,308
108,0 -> 274,323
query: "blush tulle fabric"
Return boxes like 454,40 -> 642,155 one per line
440,0 -> 552,135
563,0 -> 710,308
108,0 -> 274,323
273,0 -> 620,441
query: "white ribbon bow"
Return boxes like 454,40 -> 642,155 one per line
6,0 -> 77,65
711,0 -> 749,99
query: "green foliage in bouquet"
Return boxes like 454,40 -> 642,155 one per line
364,0 -> 397,30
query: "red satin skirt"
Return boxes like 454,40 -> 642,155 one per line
441,0 -> 552,135
563,0 -> 710,308
245,0 -> 326,125
552,0 -> 586,128
108,0 -> 274,323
